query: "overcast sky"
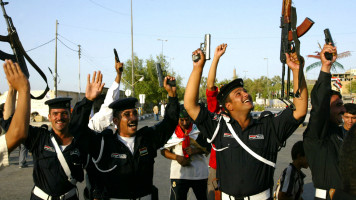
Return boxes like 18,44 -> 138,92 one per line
0,0 -> 355,93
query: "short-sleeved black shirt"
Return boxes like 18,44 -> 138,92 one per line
194,105 -> 303,197
0,117 -> 84,197
26,127 -> 84,196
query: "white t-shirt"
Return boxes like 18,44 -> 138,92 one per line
0,134 -> 9,170
118,135 -> 136,155
166,141 -> 209,180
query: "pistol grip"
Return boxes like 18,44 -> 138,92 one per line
192,54 -> 200,62
324,52 -> 333,61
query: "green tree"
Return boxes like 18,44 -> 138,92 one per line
122,54 -> 184,112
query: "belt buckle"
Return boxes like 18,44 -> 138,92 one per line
59,195 -> 66,200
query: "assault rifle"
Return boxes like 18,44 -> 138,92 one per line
0,0 -> 49,99
280,0 -> 314,108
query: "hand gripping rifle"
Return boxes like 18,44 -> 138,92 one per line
0,1 -> 49,99
280,0 -> 314,109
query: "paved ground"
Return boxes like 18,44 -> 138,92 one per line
0,116 -> 315,200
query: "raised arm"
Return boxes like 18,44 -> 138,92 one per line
3,85 -> 16,120
285,53 -> 308,120
3,60 -> 30,152
207,44 -> 227,91
88,59 -> 123,131
305,44 -> 337,139
184,49 -> 206,121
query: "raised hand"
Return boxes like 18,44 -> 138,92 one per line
163,76 -> 176,97
3,59 -> 29,93
285,53 -> 304,72
192,48 -> 206,69
214,43 -> 227,58
85,71 -> 105,101
320,43 -> 337,71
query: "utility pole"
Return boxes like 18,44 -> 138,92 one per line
131,0 -> 135,97
157,39 -> 167,58
243,70 -> 248,79
78,45 -> 81,100
264,58 -> 269,100
54,20 -> 58,97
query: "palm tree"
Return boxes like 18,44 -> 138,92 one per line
305,43 -> 351,73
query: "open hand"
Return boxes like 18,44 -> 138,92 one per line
85,71 -> 105,101
3,59 -> 29,93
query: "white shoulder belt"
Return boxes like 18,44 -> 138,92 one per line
50,136 -> 77,185
208,115 -> 276,168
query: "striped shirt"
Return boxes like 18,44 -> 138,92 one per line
274,163 -> 306,200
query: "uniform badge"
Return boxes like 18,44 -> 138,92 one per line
172,181 -> 176,187
70,148 -> 80,156
249,134 -> 264,140
223,133 -> 233,138
111,153 -> 127,159
139,147 -> 148,156
44,145 -> 55,152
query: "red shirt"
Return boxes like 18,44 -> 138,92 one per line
206,87 -> 220,169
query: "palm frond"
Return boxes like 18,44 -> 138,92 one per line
337,51 -> 352,59
306,61 -> 322,72
331,61 -> 344,72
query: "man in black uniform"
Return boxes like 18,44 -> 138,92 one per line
71,76 -> 179,199
184,49 -> 307,200
303,43 -> 344,200
1,70 -> 105,199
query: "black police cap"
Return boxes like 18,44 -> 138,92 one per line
109,97 -> 138,111
217,78 -> 244,103
44,97 -> 72,109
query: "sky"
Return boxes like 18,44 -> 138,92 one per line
0,0 -> 355,94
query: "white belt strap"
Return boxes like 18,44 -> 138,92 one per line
223,116 -> 276,168
50,136 -> 77,185
109,193 -> 152,200
222,188 -> 270,200
33,186 -> 77,200
315,188 -> 327,199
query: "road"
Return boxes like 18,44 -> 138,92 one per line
0,116 -> 314,200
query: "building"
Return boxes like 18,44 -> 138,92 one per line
0,88 -> 125,121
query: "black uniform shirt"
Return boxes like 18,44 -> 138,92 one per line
303,71 -> 343,190
194,105 -> 303,197
1,118 -> 84,196
71,97 -> 179,199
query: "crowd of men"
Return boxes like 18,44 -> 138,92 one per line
0,39 -> 355,200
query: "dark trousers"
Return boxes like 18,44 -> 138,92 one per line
19,143 -> 28,166
170,179 -> 208,200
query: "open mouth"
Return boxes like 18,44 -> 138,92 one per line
243,99 -> 251,103
128,122 -> 138,128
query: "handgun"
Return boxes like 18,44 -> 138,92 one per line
192,34 -> 211,62
156,63 -> 176,87
324,28 -> 335,61
113,48 -> 123,72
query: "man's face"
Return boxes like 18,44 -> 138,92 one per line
225,87 -> 253,113
48,108 -> 70,133
342,112 -> 356,131
330,95 -> 346,125
115,108 -> 138,137
178,117 -> 191,132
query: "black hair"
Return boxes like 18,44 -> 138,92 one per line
113,109 -> 123,121
291,141 -> 305,160
330,90 -> 342,99
339,124 -> 356,195
344,103 -> 356,115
